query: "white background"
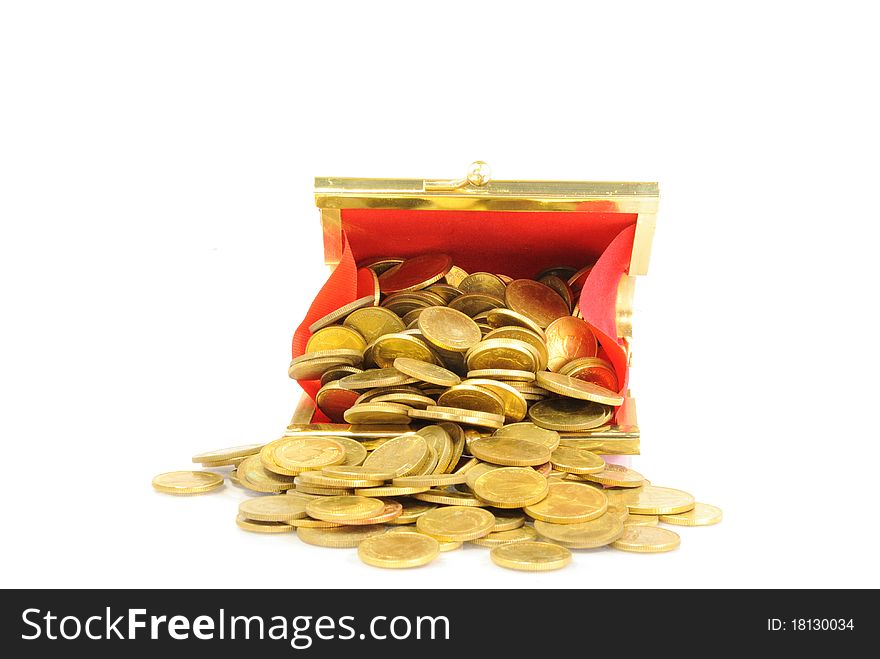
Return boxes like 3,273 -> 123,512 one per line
1,1 -> 878,589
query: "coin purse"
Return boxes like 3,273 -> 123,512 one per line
291,162 -> 658,431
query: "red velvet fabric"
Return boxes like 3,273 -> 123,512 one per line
291,208 -> 638,423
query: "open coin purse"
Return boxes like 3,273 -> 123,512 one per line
289,162 -> 659,453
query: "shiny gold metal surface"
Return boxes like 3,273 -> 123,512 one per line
343,306 -> 406,343
392,357 -> 460,387
472,467 -> 549,508
490,541 -> 571,571
535,372 -> 624,406
523,481 -> 607,524
416,306 -> 482,352
416,505 -> 495,541
660,502 -> 723,526
305,326 -> 367,354
534,514 -> 625,549
528,397 -> 612,431
152,471 -> 224,495
544,317 -> 598,372
611,525 -> 681,553
358,532 -> 440,568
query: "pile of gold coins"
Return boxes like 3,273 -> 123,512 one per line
153,254 -> 720,570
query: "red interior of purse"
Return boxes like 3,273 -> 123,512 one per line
292,208 -> 638,423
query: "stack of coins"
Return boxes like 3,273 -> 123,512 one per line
154,254 -> 721,570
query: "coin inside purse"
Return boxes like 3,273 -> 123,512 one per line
293,207 -> 638,423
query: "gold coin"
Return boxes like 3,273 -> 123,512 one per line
444,265 -> 469,288
343,402 -> 413,424
308,295 -> 376,333
440,422 -> 467,471
286,517 -> 343,529
338,367 -> 417,390
152,470 -> 224,495
357,532 -> 440,569
295,470 -> 383,488
625,515 -> 659,527
535,372 -> 624,406
466,338 -> 538,372
305,495 -> 386,522
342,500 -> 404,525
387,498 -> 437,524
504,279 -> 569,328
236,455 -> 296,492
533,514 -> 625,548
560,356 -> 619,391
315,382 -> 360,423
660,502 -> 722,526
417,306 -> 482,352
627,485 -> 696,515
385,526 -> 462,551
464,462 -> 502,489
239,495 -> 309,522
343,306 -> 406,343
393,357 -> 460,387
490,541 -> 571,571
330,437 -> 368,467
321,464 -> 394,481
356,385 -> 424,403
293,479 -> 352,496
290,349 -> 365,368
462,378 -> 528,423
473,467 -> 549,508
377,254 -> 453,293
544,317 -> 598,372
362,434 -> 429,477
523,481 -> 607,524
482,327 -> 548,371
471,525 -> 538,547
289,355 -> 361,380
611,525 -> 681,553
270,437 -> 347,474
380,292 -> 433,316
448,293 -> 506,317
466,368 -> 536,382
353,484 -> 430,497
198,456 -> 247,468
458,272 -> 507,298
412,489 -> 485,507
191,443 -> 263,464
296,524 -> 387,548
409,407 -> 504,429
438,384 -> 505,416
469,436 -> 551,467
549,446 -> 605,475
416,505 -> 495,541
417,425 -> 453,475
392,472 -> 466,488
235,514 -> 294,534
319,364 -> 363,385
528,397 -> 612,431
370,392 -> 436,409
484,308 -> 546,339
491,510 -> 526,532
360,256 -> 404,275
305,326 -> 367,353
493,422 -> 560,450
425,283 -> 463,303
537,274 -> 574,311
581,463 -> 645,488
371,333 -> 439,368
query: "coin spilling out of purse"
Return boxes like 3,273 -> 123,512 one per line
154,254 -> 721,571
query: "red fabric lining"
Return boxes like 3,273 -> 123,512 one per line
292,209 -> 637,424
